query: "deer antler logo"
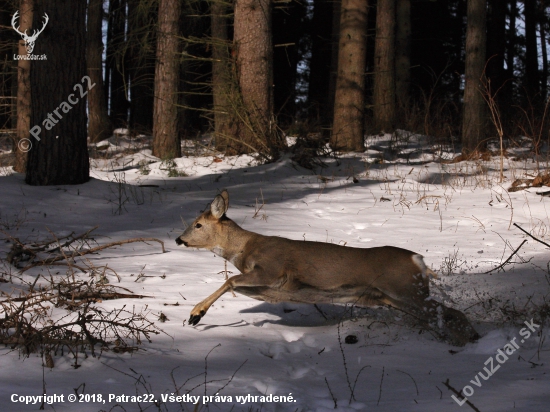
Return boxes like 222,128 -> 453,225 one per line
12,11 -> 49,54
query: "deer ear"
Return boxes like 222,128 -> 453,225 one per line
211,193 -> 228,219
220,189 -> 229,207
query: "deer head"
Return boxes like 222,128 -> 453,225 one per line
12,11 -> 49,54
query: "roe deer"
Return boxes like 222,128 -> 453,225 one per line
176,190 -> 479,346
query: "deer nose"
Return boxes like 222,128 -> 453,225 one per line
175,237 -> 186,246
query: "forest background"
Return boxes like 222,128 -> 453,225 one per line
0,0 -> 548,184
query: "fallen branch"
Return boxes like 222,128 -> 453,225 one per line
19,237 -> 165,273
513,223 -> 550,249
485,239 -> 528,273
442,379 -> 481,412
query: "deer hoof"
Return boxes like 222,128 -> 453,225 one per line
189,310 -> 206,326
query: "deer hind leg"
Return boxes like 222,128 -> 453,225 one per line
380,293 -> 478,346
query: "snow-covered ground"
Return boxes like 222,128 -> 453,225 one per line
1,134 -> 549,411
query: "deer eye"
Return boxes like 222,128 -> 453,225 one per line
195,223 -> 202,229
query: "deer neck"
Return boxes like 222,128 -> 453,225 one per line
210,220 -> 252,268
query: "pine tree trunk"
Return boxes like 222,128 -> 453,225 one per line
273,1 -> 305,124
25,0 -> 89,186
523,0 -> 540,101
330,0 -> 368,152
506,0 -> 516,80
395,0 -> 410,118
486,0 -> 506,93
14,0 -> 32,173
211,0 -> 234,153
461,0 -> 487,156
233,0 -> 274,155
106,0 -> 128,127
373,0 -> 396,133
503,0 -> 517,107
152,0 -> 181,159
87,0 -> 112,143
540,0 -> 548,100
127,0 -> 155,134
327,0 -> 341,134
308,0 -> 335,126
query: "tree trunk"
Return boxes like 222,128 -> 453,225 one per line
506,0 -> 516,80
105,0 -> 128,127
211,0 -> 235,153
461,0 -> 487,156
540,0 -> 548,101
373,0 -> 396,133
486,0 -> 506,92
87,0 -> 112,143
152,0 -> 181,159
395,0 -> 410,121
308,0 -> 335,126
330,0 -> 368,152
25,0 -> 89,186
233,0 -> 274,156
327,0 -> 341,139
503,0 -> 517,106
14,0 -> 32,173
128,0 -> 155,134
273,0 -> 306,125
523,0 -> 540,101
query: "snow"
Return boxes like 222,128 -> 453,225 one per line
1,134 -> 549,411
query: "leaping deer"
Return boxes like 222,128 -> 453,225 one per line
12,11 -> 49,54
176,190 -> 479,346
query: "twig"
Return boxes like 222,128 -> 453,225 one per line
2,284 -> 150,304
442,379 -> 481,412
215,359 -> 247,394
19,237 -> 165,273
377,366 -> 385,406
337,321 -> 354,402
396,369 -> 419,396
485,239 -> 528,273
513,223 -> 550,248
204,344 -> 221,399
350,365 -> 371,404
314,304 -> 328,320
44,226 -> 99,254
324,377 -> 337,409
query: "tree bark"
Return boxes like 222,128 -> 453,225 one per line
233,0 -> 274,155
503,0 -> 517,107
105,0 -> 128,127
25,0 -> 89,185
273,0 -> 306,124
152,0 -> 181,159
14,0 -> 32,173
308,0 -> 335,126
523,0 -> 540,101
87,0 -> 112,143
327,0 -> 341,139
211,0 -> 235,153
373,0 -> 396,133
395,0 -> 410,118
330,0 -> 368,152
540,0 -> 548,100
486,0 -> 506,93
461,0 -> 487,156
128,0 -> 155,134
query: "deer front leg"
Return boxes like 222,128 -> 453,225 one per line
188,271 -> 271,325
189,280 -> 233,325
